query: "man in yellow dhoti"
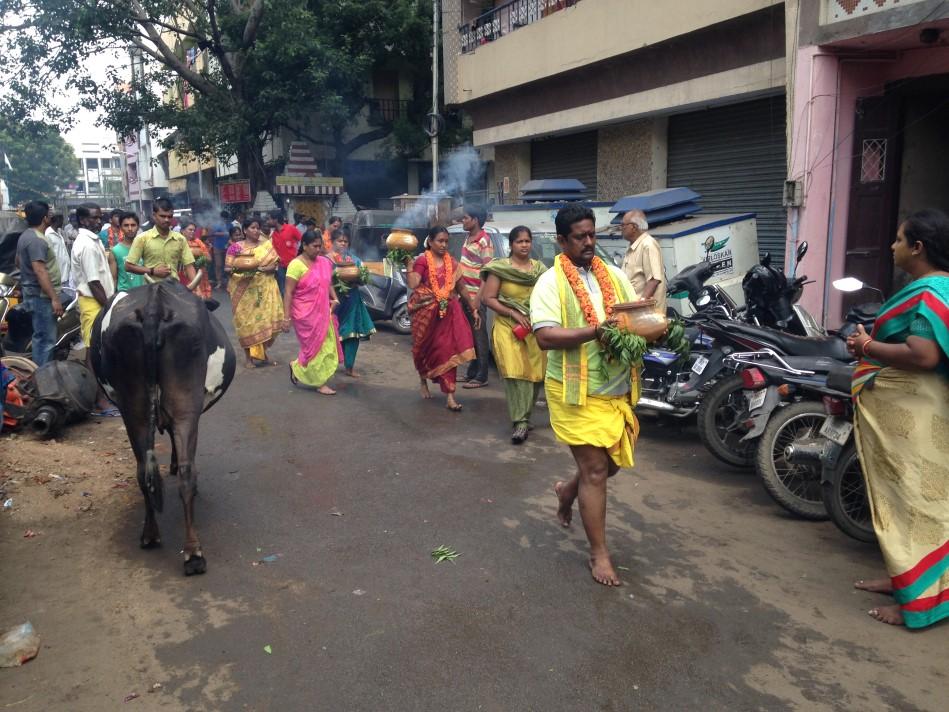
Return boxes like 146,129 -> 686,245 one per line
530,204 -> 641,586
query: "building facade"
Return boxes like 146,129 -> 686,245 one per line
65,140 -> 126,209
444,0 -> 790,259
787,0 -> 949,322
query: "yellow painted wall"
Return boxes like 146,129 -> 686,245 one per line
456,0 -> 779,102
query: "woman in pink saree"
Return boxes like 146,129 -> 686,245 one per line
282,231 -> 341,394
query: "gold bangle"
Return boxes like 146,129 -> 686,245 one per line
862,339 -> 873,358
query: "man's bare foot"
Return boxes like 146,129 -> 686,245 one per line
420,382 -> 432,399
868,604 -> 904,625
589,554 -> 621,586
554,481 -> 573,527
855,578 -> 893,594
317,385 -> 336,395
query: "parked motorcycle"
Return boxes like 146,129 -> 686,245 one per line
784,365 -> 875,542
723,349 -> 846,519
0,273 -> 82,360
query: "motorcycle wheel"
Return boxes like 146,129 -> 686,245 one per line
392,305 -> 412,335
755,401 -> 829,520
696,374 -> 756,468
822,444 -> 876,543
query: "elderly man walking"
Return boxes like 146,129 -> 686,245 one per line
531,204 -> 641,587
620,209 -> 667,314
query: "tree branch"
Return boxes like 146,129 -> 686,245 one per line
127,1 -> 220,96
341,126 -> 393,156
206,0 -> 240,87
242,0 -> 265,48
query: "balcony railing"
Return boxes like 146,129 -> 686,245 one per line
459,0 -> 580,54
367,98 -> 410,123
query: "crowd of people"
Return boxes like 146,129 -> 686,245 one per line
12,194 -> 949,628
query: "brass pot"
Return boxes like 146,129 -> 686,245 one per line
232,255 -> 259,271
613,299 -> 668,343
336,265 -> 361,283
385,229 -> 418,252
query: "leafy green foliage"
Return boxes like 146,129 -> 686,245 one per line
0,0 -> 443,185
0,115 -> 77,205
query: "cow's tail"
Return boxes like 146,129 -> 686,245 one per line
141,286 -> 164,513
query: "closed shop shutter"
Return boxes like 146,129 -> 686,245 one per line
530,131 -> 598,199
667,96 -> 787,263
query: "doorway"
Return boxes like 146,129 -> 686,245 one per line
844,74 -> 949,297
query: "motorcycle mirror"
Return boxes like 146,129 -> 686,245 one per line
833,277 -> 865,292
613,251 -> 623,268
796,241 -> 808,262
696,292 -> 711,307
761,252 -> 772,267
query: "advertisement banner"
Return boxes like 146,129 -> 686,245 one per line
219,180 -> 252,204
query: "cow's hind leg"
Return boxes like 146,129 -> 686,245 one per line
126,417 -> 161,548
172,420 -> 205,575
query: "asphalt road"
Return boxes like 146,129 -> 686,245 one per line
1,296 -> 946,711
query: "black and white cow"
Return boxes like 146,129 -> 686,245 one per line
90,280 -> 236,575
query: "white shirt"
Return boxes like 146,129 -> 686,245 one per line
45,227 -> 72,288
71,228 -> 115,300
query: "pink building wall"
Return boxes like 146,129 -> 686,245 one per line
788,43 -> 949,324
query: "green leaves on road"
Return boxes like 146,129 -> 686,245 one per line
431,545 -> 460,564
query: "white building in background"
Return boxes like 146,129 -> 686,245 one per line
64,139 -> 126,209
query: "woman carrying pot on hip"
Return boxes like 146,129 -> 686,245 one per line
480,226 -> 547,443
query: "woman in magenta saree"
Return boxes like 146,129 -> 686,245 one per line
282,231 -> 341,395
406,227 -> 478,411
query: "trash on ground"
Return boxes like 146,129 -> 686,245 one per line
123,692 -> 140,702
617,565 -> 630,571
23,529 -> 36,538
148,683 -> 162,692
252,554 -> 281,566
431,545 -> 460,564
329,508 -> 344,516
2,498 -> 12,509
352,589 -> 366,596
0,622 -> 40,667
263,645 -> 272,655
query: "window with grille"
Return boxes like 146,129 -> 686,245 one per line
860,139 -> 887,183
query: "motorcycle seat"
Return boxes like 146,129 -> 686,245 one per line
826,365 -> 855,394
726,321 -> 854,362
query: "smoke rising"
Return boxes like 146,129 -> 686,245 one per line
395,144 -> 485,228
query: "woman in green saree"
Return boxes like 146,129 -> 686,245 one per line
846,209 -> 949,629
480,226 -> 547,443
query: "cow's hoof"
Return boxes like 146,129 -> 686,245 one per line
140,536 -> 162,549
183,555 -> 207,576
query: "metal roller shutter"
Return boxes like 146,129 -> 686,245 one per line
530,131 -> 598,199
667,97 -> 787,263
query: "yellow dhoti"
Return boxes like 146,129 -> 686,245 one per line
546,378 -> 640,468
78,295 -> 103,347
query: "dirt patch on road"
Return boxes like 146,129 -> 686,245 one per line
0,419 -> 138,528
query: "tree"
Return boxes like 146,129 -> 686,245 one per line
0,0 -> 436,194
0,116 -> 77,206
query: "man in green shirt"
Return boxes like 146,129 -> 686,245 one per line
125,198 -> 197,286
112,211 -> 144,291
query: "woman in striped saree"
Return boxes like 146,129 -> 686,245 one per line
847,209 -> 949,629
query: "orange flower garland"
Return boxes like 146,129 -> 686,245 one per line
426,251 -> 455,318
558,253 -> 618,327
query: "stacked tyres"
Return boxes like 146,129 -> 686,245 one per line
696,374 -> 757,468
755,401 -> 828,519
822,444 -> 876,542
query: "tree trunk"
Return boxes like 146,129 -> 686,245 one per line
238,139 -> 269,203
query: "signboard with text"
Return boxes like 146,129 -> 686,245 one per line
218,180 -> 252,204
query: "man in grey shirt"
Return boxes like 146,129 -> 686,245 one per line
16,200 -> 63,365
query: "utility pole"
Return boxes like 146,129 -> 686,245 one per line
431,0 -> 439,193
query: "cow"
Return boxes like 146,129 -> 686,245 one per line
90,280 -> 236,575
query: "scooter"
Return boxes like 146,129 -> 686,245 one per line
359,269 -> 410,335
